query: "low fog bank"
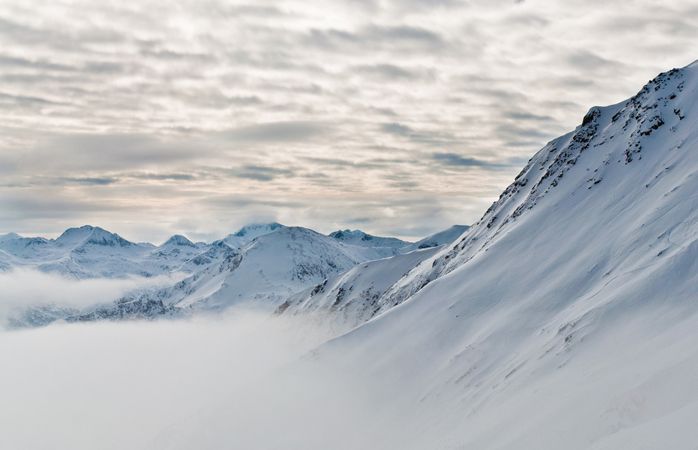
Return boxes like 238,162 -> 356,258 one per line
0,270 -> 426,450
5,305 -> 697,450
0,311 -> 380,450
0,268 -> 184,328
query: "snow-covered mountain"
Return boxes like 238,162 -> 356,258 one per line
2,222 -> 467,324
328,229 -> 409,258
100,226 -> 444,315
222,222 -> 285,248
400,224 -> 469,252
149,235 -> 208,273
0,226 -> 148,278
279,245 -> 443,325
327,226 -> 470,259
0,225 -> 204,279
308,61 -> 698,448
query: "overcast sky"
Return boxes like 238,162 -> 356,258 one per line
1,0 -> 696,242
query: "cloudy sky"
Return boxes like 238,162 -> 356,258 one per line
1,0 -> 696,242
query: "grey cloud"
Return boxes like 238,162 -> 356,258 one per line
0,16 -> 61,45
0,72 -> 84,85
15,133 -> 208,172
158,86 -> 264,109
504,139 -> 549,148
222,121 -> 332,143
494,123 -> 555,142
4,176 -> 121,188
125,173 -> 197,181
363,25 -> 444,44
565,50 -> 626,74
203,195 -> 305,209
500,12 -> 549,27
226,165 -> 296,182
432,152 -> 510,169
198,3 -> 291,19
381,122 -> 414,136
0,55 -> 74,72
388,179 -> 421,190
0,91 -> 62,106
303,156 -> 404,171
380,122 -> 461,146
353,64 -> 432,81
0,15 -> 125,50
82,61 -> 132,75
62,177 -> 119,186
139,48 -> 216,63
502,111 -> 555,122
307,24 -> 445,51
0,191 -> 120,222
591,9 -> 698,36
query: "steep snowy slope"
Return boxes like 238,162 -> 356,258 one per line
280,224 -> 471,324
400,224 -> 469,252
198,227 -> 362,308
280,246 -> 442,325
312,62 -> 698,449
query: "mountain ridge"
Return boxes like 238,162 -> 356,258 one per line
308,61 -> 698,449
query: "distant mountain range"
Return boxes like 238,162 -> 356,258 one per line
0,223 -> 468,326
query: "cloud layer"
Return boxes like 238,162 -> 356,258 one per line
1,0 -> 697,241
0,269 -> 184,327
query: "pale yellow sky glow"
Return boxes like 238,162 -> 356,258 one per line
1,0 -> 697,242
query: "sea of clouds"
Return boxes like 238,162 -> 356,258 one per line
0,269 -> 414,450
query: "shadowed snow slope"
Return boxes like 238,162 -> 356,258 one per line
281,245 -> 443,325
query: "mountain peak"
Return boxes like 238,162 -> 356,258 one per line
0,232 -> 21,241
377,63 -> 698,310
223,222 -> 286,249
84,228 -> 134,247
474,63 -> 694,233
231,222 -> 285,237
329,229 -> 368,240
162,234 -> 195,247
56,225 -> 134,248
